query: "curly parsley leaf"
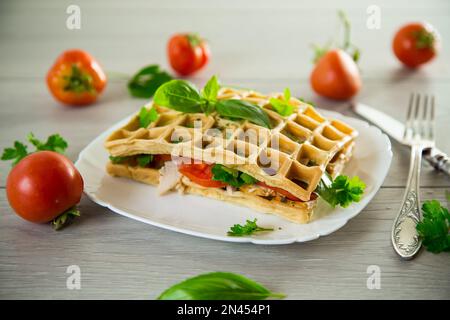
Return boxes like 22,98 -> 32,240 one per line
269,88 -> 294,116
316,174 -> 365,208
27,133 -> 68,154
211,164 -> 258,188
416,200 -> 450,253
1,141 -> 29,166
139,106 -> 159,128
52,207 -> 80,231
128,65 -> 173,98
227,219 -> 274,237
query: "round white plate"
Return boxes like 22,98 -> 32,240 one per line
75,109 -> 392,244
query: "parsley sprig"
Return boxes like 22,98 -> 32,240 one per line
316,174 -> 365,208
416,200 -> 450,253
269,88 -> 294,116
1,133 -> 68,166
227,219 -> 274,237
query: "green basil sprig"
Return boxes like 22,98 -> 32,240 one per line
157,272 -> 285,300
153,76 -> 271,128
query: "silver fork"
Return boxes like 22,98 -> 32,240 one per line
391,93 -> 435,260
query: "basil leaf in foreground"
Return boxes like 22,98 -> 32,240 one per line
228,218 -> 273,237
128,65 -> 173,98
316,174 -> 365,208
157,272 -> 285,300
416,200 -> 450,253
215,99 -> 271,128
154,79 -> 204,113
202,75 -> 220,102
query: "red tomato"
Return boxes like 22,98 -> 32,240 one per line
179,163 -> 226,188
310,49 -> 361,100
167,33 -> 210,76
257,182 -> 301,201
393,22 -> 440,68
6,151 -> 84,223
46,49 -> 107,106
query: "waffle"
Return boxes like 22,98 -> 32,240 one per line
105,87 -> 357,223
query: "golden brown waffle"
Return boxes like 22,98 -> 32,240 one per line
105,87 -> 357,203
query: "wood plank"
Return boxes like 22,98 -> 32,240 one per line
0,187 -> 448,299
0,0 -> 449,79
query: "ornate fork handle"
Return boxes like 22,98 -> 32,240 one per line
391,144 -> 423,259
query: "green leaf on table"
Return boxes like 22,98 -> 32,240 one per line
211,164 -> 258,188
27,133 -> 68,154
157,272 -> 285,300
416,200 -> 450,253
128,65 -> 173,98
316,174 -> 365,208
227,218 -> 273,237
153,79 -> 205,113
1,141 -> 29,166
269,87 -> 294,116
139,106 -> 159,128
215,99 -> 271,128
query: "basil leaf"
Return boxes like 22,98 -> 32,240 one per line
109,155 -> 128,164
202,75 -> 220,102
128,65 -> 173,98
139,106 -> 158,128
137,154 -> 153,167
211,164 -> 258,188
269,97 -> 294,116
157,272 -> 285,300
153,80 -> 204,113
215,99 -> 271,128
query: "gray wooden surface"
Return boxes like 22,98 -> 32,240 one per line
1,0 -> 449,300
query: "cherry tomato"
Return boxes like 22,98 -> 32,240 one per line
310,49 -> 361,100
257,182 -> 301,202
179,163 -> 226,188
167,33 -> 210,76
6,151 -> 84,223
46,49 -> 107,106
393,22 -> 440,68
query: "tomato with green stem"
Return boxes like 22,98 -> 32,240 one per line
310,11 -> 361,100
46,49 -> 107,106
167,33 -> 210,76
6,151 -> 83,224
393,22 -> 440,68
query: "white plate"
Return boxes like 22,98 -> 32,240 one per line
75,109 -> 392,245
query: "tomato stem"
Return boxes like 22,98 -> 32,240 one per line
51,206 -> 80,231
63,64 -> 95,94
413,29 -> 435,50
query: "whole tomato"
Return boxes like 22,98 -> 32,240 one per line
6,151 -> 84,223
393,22 -> 440,68
167,33 -> 210,76
310,49 -> 361,100
47,49 -> 107,106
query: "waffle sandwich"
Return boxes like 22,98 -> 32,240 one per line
105,85 -> 358,223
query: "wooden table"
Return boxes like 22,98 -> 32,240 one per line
1,0 -> 449,299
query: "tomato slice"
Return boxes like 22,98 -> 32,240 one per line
179,163 -> 226,188
257,182 -> 301,201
